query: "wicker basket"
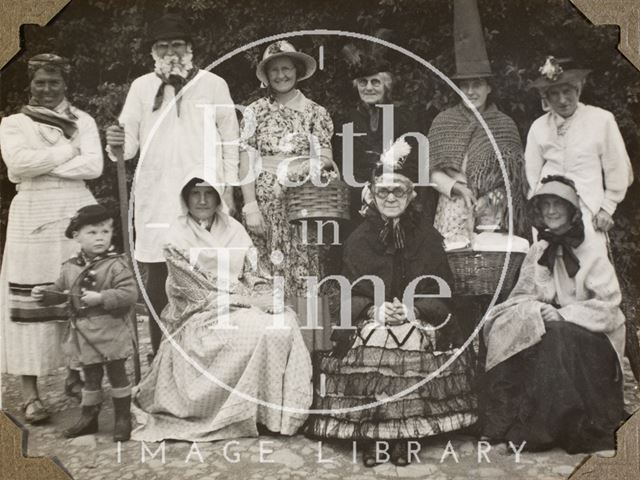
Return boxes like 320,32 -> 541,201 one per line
285,177 -> 350,223
447,250 -> 526,297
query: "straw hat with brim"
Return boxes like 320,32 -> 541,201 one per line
529,69 -> 591,91
256,40 -> 317,85
527,177 -> 581,229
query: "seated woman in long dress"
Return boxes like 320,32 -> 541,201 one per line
131,172 -> 313,442
307,146 -> 477,466
481,175 -> 626,453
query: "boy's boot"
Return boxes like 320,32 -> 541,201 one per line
112,385 -> 132,442
64,389 -> 102,438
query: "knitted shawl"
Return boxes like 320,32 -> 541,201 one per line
428,103 -> 529,236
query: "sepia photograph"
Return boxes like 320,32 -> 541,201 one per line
0,0 -> 638,478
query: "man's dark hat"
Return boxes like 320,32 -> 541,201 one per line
149,14 -> 192,45
65,204 -> 113,239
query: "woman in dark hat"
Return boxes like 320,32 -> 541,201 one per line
481,175 -> 626,453
238,40 -> 334,301
525,56 -> 632,254
428,0 -> 529,250
0,54 -> 103,423
307,145 -> 477,467
339,37 -> 425,233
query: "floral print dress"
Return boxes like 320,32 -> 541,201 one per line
240,92 -> 334,299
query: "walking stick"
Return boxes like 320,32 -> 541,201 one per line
114,144 -> 142,384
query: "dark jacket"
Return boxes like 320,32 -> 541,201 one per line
339,103 -> 422,184
342,208 -> 453,325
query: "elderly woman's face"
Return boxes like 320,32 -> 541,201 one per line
539,195 -> 573,233
187,186 -> 219,223
373,181 -> 413,218
356,74 -> 386,105
30,68 -> 66,109
459,78 -> 491,112
267,57 -> 297,95
544,83 -> 580,118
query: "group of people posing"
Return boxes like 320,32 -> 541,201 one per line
0,12 -> 633,467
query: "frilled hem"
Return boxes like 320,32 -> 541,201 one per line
321,344 -> 476,376
314,392 -> 477,421
307,412 -> 478,440
321,370 -> 475,404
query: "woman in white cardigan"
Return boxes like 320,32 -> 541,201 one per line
0,54 -> 103,423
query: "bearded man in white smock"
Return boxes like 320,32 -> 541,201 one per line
106,14 -> 240,355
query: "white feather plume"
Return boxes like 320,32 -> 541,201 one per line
379,138 -> 412,169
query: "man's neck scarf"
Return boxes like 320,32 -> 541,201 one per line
537,221 -> 585,278
21,98 -> 78,139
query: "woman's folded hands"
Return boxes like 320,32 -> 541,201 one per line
368,298 -> 420,326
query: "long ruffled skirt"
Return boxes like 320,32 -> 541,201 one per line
307,320 -> 478,440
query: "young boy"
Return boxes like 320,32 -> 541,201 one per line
32,204 -> 137,441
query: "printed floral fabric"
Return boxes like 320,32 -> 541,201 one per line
240,96 -> 334,298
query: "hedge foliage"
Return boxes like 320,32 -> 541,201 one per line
1,0 -> 639,291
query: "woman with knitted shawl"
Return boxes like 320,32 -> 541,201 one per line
429,0 -> 528,247
428,80 -> 529,249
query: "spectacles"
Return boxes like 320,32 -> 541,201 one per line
154,40 -> 187,51
374,186 -> 410,199
356,78 -> 382,88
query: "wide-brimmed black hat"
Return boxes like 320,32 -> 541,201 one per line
342,28 -> 394,80
148,14 -> 192,45
65,204 -> 113,239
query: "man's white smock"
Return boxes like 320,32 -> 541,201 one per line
110,70 -> 239,262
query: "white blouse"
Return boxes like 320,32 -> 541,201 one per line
525,103 -> 632,216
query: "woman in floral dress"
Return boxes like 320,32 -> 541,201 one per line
239,40 -> 334,300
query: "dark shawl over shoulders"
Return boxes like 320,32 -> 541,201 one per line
342,212 -> 453,324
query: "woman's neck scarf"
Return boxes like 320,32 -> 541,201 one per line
379,217 -> 405,252
366,204 -> 416,254
537,220 -> 585,278
428,103 -> 529,235
21,98 -> 78,139
152,50 -> 198,117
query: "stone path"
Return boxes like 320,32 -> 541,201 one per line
2,316 -> 639,480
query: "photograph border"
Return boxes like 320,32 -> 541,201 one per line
0,1 -> 638,478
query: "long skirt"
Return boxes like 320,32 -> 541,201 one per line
307,320 -> 478,440
131,307 -> 313,442
481,321 -> 625,453
1,179 -> 96,375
